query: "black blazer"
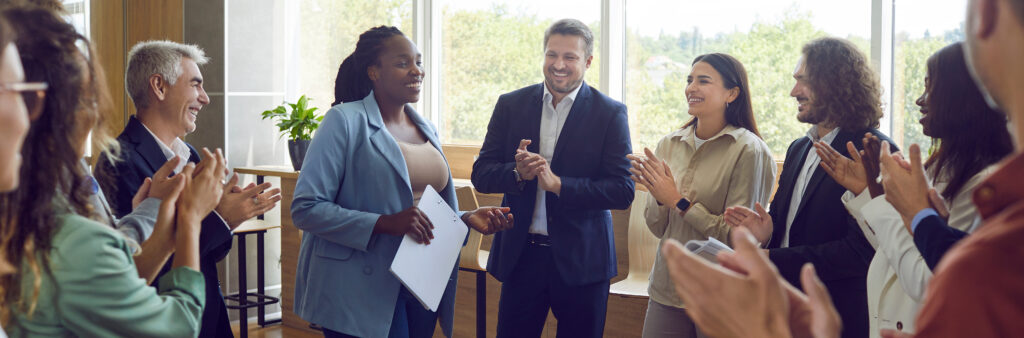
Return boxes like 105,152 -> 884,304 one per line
94,115 -> 234,338
472,83 -> 634,286
766,128 -> 896,338
913,214 -> 968,270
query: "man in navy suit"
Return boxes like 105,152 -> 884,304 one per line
471,19 -> 634,338
94,41 -> 281,338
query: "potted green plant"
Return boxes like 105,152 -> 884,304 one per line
260,95 -> 323,171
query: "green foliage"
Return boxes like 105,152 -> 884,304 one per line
292,1 -> 958,157
626,11 -> 828,155
260,95 -> 324,141
894,34 -> 954,150
441,4 -> 600,144
296,0 -> 413,116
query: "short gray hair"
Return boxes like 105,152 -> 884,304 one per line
544,19 -> 594,58
125,40 -> 208,108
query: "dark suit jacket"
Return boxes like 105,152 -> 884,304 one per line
94,115 -> 234,338
472,83 -> 634,286
766,128 -> 895,338
913,214 -> 968,270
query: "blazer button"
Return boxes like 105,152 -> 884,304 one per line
363,266 -> 373,275
896,321 -> 903,330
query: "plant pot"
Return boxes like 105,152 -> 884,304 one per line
288,139 -> 311,171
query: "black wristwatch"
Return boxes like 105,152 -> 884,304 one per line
513,167 -> 526,190
675,197 -> 691,212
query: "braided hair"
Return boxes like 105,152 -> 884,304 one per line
333,26 -> 405,105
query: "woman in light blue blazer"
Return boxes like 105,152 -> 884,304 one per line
291,26 -> 514,338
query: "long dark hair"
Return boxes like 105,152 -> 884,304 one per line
683,53 -> 760,137
802,37 -> 882,130
333,26 -> 404,105
923,42 -> 1012,201
0,5 -> 111,321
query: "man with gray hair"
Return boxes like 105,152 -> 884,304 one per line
95,40 -> 281,338
472,19 -> 634,337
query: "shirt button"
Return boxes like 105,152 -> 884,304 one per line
976,185 -> 995,201
363,266 -> 373,275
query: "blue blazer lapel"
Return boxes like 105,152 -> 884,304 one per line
551,83 -> 592,166
124,116 -> 172,173
361,92 -> 413,195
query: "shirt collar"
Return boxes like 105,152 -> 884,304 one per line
140,122 -> 190,171
973,152 -> 1024,219
806,125 -> 841,144
676,124 -> 744,143
542,82 -> 583,105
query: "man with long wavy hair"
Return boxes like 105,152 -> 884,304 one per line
726,37 -> 896,337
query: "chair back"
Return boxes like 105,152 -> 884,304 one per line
625,190 -> 661,280
456,186 -> 486,271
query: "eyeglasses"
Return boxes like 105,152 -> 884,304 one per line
0,82 -> 47,121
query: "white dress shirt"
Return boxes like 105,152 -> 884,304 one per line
529,83 -> 582,235
141,123 -> 191,173
140,122 -> 231,230
781,126 -> 840,247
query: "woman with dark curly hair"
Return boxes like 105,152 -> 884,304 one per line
0,6 -> 225,336
813,42 -> 1012,337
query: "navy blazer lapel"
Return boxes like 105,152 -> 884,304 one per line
124,116 -> 172,173
361,92 -> 413,192
551,83 -> 591,165
793,130 -> 855,220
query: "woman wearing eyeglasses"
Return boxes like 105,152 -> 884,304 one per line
0,7 -> 221,336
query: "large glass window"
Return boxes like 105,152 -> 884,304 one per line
892,0 -> 965,150
438,0 -> 600,144
297,0 -> 413,114
225,0 -> 413,170
626,0 -> 871,156
222,0 -> 969,162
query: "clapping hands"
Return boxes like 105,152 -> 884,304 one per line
661,227 -> 841,338
627,148 -> 683,207
516,139 -> 561,194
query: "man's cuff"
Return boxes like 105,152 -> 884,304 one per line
911,208 -> 939,233
212,210 -> 233,232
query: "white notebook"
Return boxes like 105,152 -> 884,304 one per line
390,185 -> 468,312
684,237 -> 733,264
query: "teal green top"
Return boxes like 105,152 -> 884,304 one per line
7,214 -> 205,337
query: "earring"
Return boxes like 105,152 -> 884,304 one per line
726,101 -> 730,109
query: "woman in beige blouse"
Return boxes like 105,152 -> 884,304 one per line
628,53 -> 776,338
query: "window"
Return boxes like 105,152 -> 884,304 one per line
891,0 -> 965,150
437,0 -> 600,144
625,0 -> 871,156
225,0 -> 412,170
225,0 -> 968,167
63,0 -> 91,155
296,0 -> 414,113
